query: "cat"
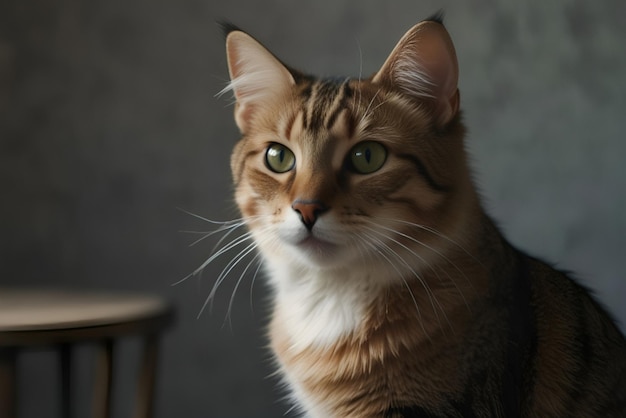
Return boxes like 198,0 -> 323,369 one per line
216,14 -> 626,418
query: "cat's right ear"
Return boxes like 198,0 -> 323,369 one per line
222,30 -> 295,134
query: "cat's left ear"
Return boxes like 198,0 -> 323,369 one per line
373,20 -> 459,126
223,30 -> 296,133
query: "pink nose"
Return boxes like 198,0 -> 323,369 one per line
291,200 -> 328,230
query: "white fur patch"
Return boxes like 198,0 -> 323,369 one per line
271,262 -> 376,351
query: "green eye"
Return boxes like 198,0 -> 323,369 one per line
265,143 -> 296,173
349,141 -> 387,174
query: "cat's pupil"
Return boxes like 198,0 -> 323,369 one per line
279,149 -> 285,162
349,141 -> 386,174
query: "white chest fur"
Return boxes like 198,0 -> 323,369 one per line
267,262 -> 381,352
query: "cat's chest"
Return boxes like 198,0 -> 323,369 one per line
267,264 -> 381,350
268,278 -> 467,418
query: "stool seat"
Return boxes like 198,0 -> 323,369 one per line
0,288 -> 172,343
0,287 -> 174,418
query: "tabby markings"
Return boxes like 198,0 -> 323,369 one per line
301,79 -> 353,133
397,153 -> 450,193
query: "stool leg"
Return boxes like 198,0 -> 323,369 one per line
0,347 -> 16,418
60,343 -> 72,418
93,339 -> 113,418
133,334 -> 159,418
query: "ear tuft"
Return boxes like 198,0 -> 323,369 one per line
222,30 -> 295,133
373,19 -> 459,126
218,21 -> 243,39
424,10 -> 445,25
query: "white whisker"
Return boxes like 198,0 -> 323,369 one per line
353,36 -> 364,117
359,231 -> 429,337
176,207 -> 246,225
249,258 -> 265,314
379,217 -> 484,269
376,231 -> 448,331
223,251 -> 264,328
363,220 -> 471,312
172,229 -> 253,287
359,88 -> 382,127
363,225 -> 454,334
200,224 -> 274,316
199,239 -> 260,318
175,210 -> 275,321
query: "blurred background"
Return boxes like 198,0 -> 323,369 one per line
1,0 -> 625,417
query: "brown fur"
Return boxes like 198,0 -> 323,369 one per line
221,17 -> 626,418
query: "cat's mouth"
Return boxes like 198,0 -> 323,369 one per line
279,220 -> 346,265
294,235 -> 338,258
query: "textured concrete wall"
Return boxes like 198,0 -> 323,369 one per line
1,1 -> 625,417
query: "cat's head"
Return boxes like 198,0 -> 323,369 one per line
222,18 -> 475,277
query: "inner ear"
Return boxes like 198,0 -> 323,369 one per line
224,31 -> 295,133
372,20 -> 459,126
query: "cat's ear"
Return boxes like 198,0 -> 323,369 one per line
372,20 -> 459,126
223,30 -> 295,133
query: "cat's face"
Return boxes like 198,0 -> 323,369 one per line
225,21 -> 472,277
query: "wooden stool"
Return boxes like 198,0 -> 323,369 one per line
0,288 -> 174,418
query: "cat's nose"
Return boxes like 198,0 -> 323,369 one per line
292,200 -> 328,231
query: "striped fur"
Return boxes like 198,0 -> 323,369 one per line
222,17 -> 626,418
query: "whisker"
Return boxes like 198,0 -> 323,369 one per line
363,226 -> 454,334
173,231 -> 251,287
190,222 -> 275,319
355,35 -> 363,82
353,36 -> 364,116
376,218 -> 482,298
176,207 -> 247,226
196,240 -> 257,319
249,258 -> 265,314
203,226 -> 273,308
363,220 -> 471,312
359,231 -> 429,337
364,99 -> 390,121
182,224 -> 244,248
379,217 -> 484,269
174,212 -> 274,320
199,232 -> 255,273
223,251 -> 264,328
364,224 -> 447,284
209,220 -> 250,254
359,88 -> 382,127
372,230 -> 453,329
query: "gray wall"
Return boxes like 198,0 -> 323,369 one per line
1,1 -> 625,417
